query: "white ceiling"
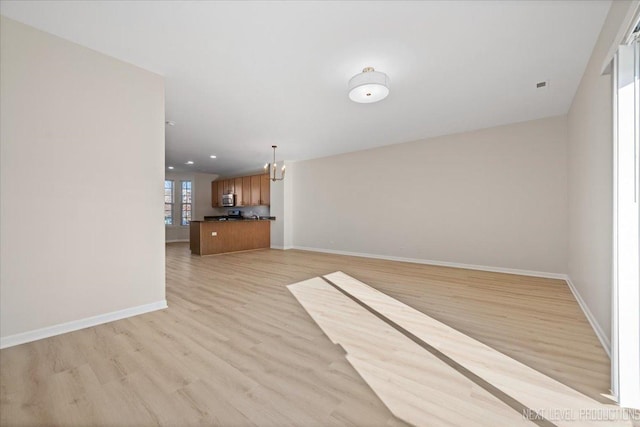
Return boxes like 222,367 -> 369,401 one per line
1,1 -> 611,177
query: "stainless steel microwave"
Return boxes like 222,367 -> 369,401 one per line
222,193 -> 235,207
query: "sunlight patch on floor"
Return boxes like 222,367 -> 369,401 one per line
288,272 -> 633,427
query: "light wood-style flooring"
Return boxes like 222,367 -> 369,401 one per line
289,276 -> 537,427
0,244 -> 611,426
302,272 -> 627,426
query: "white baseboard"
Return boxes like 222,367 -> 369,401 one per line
166,239 -> 189,243
565,277 -> 611,358
0,300 -> 168,349
292,246 -> 567,279
271,245 -> 294,250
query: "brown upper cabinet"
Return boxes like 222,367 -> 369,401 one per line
250,175 -> 261,206
234,177 -> 243,206
242,176 -> 251,206
260,174 -> 270,206
212,173 -> 270,207
222,179 -> 234,195
217,181 -> 224,206
211,181 -> 219,207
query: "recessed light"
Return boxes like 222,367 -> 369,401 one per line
168,166 -> 174,170
186,161 -> 194,165
210,155 -> 217,159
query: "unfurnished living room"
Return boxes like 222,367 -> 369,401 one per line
1,1 -> 640,426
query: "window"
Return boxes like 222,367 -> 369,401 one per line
164,180 -> 174,225
612,33 -> 640,408
165,178 -> 194,226
181,180 -> 192,225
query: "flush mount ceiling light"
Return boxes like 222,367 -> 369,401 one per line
348,66 -> 390,103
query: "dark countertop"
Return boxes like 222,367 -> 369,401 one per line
190,217 -> 275,223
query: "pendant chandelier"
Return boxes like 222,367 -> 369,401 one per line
264,145 -> 285,181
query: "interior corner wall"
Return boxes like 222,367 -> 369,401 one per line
0,17 -> 166,341
283,162 -> 294,249
566,0 -> 638,347
270,161 -> 294,249
292,115 -> 568,275
270,176 -> 285,248
194,173 -> 220,220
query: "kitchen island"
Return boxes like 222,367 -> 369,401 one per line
189,219 -> 272,255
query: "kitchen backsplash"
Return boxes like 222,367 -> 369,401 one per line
209,205 -> 270,218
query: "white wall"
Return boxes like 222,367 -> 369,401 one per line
165,171 -> 219,242
567,0 -> 638,348
194,173 -> 221,220
0,17 -> 166,343
270,177 -> 285,248
292,115 -> 568,275
270,161 -> 294,249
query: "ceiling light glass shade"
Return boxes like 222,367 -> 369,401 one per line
348,67 -> 390,103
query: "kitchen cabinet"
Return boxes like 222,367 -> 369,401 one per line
222,179 -> 234,195
234,177 -> 243,206
242,176 -> 251,206
212,173 -> 271,208
190,220 -> 270,255
260,174 -> 270,205
211,181 -> 219,207
250,175 -> 261,206
217,181 -> 224,206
